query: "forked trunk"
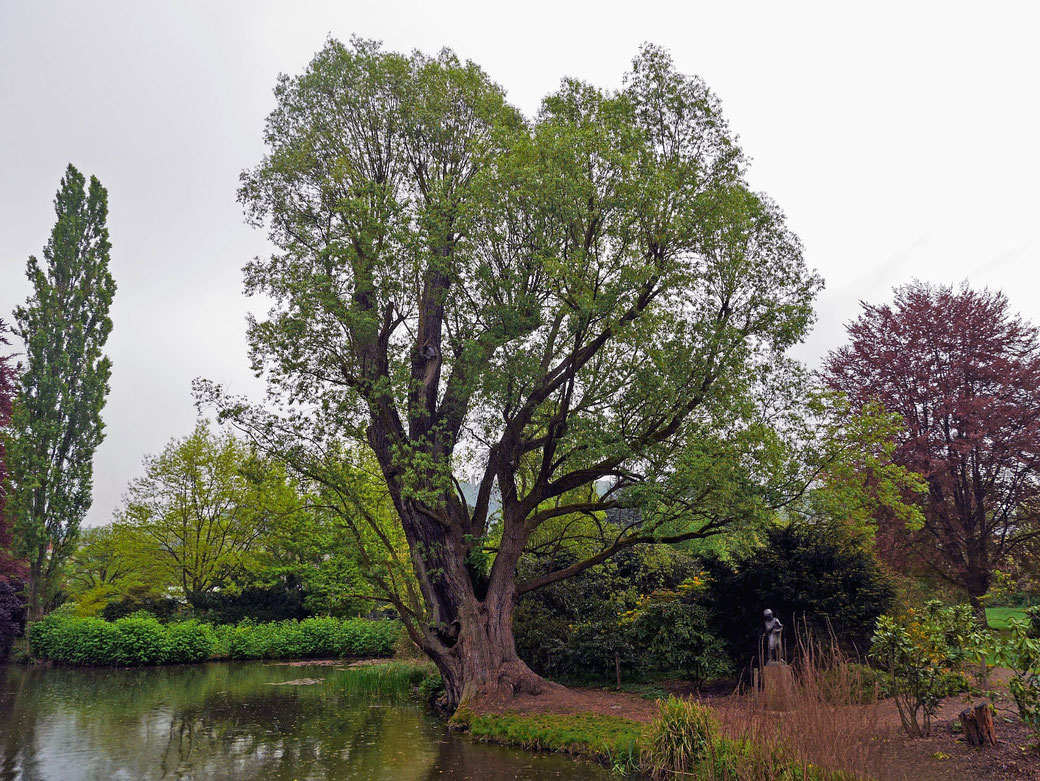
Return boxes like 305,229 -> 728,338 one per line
428,590 -> 560,713
367,427 -> 560,714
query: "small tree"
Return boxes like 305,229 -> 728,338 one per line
66,524 -> 139,595
825,283 -> 1040,621
703,521 -> 896,666
117,422 -> 294,606
869,602 -> 974,737
9,165 -> 116,619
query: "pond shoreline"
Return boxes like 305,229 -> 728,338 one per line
1,658 -> 615,780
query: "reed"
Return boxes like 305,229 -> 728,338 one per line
335,661 -> 433,697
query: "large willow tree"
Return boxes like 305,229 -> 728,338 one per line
207,39 -> 821,710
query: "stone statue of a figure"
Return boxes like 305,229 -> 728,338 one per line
763,609 -> 783,664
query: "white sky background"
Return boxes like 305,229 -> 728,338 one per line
1,0 -> 1038,527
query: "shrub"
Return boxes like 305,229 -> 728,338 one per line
100,586 -> 181,622
28,613 -> 401,665
514,545 -> 703,682
112,615 -> 170,665
626,599 -> 732,685
299,616 -> 340,656
30,615 -> 118,664
985,617 -> 1040,740
338,617 -> 399,657
189,576 -> 309,624
166,620 -> 215,663
417,672 -> 445,706
869,604 -> 973,736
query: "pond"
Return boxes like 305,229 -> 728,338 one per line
0,661 -> 615,781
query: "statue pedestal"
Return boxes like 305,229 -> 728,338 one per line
761,662 -> 794,711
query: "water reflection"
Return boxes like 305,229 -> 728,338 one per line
0,662 -> 612,781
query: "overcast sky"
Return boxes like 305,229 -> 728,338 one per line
2,1 -> 1038,526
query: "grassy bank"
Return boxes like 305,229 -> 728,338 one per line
456,710 -> 643,771
453,697 -> 858,780
28,613 -> 401,666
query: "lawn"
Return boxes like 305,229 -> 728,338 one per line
986,606 -> 1029,631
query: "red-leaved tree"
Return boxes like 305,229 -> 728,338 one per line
825,282 -> 1040,618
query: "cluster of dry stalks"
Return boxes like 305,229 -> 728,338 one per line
702,634 -> 907,781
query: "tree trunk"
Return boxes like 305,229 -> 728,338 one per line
379,488 -> 559,714
959,703 -> 997,746
26,551 -> 44,622
429,590 -> 560,713
967,590 -> 989,629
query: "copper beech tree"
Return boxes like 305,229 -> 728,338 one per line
825,283 -> 1040,620
199,39 -> 822,711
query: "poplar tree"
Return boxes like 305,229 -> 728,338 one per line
10,164 -> 116,619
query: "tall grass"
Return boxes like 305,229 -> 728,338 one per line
707,633 -> 893,780
639,697 -> 719,778
335,661 -> 433,697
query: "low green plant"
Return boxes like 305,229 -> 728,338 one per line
112,615 -> 170,665
460,710 -> 643,765
31,614 -> 118,664
869,603 -> 973,737
417,672 -> 445,705
166,620 -> 216,663
640,696 -> 719,779
336,661 -> 432,697
984,617 -> 1040,740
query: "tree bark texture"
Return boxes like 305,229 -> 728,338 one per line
959,703 -> 997,747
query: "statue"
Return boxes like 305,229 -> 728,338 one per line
763,609 -> 784,664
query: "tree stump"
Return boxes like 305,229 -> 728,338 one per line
959,703 -> 997,746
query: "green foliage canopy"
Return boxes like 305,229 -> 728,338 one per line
201,37 -> 829,706
115,421 -> 295,605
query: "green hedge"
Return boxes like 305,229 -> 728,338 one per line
30,613 -> 400,666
